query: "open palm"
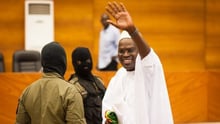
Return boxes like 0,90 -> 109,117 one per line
106,2 -> 134,31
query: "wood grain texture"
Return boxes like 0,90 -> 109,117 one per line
0,73 -> 41,124
0,0 -> 24,72
207,71 -> 220,121
205,0 -> 220,69
167,72 -> 208,123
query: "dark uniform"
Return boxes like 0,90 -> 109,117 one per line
69,47 -> 106,124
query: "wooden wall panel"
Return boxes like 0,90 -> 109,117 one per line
0,73 -> 41,124
208,71 -> 220,121
167,72 -> 208,123
141,0 -> 205,71
0,0 -> 24,72
54,0 -> 94,72
206,0 -> 220,69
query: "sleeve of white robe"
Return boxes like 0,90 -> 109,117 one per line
134,48 -> 174,124
102,68 -> 126,124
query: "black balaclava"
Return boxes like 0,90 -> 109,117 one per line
41,42 -> 67,77
72,47 -> 93,80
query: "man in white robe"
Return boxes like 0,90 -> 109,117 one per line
102,2 -> 174,124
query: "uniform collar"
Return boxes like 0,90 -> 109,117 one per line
42,72 -> 64,79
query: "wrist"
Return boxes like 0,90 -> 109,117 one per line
128,27 -> 138,37
127,25 -> 136,33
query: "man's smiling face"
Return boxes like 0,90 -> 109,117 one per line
118,38 -> 138,71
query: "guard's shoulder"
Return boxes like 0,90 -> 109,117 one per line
69,75 -> 78,85
69,76 -> 88,98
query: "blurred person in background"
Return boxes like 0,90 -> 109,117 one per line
98,13 -> 121,71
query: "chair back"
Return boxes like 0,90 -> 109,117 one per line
0,53 -> 4,72
13,50 -> 41,72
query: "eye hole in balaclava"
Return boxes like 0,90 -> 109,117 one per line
72,47 -> 93,78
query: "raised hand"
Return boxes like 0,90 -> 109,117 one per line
106,1 -> 150,58
105,2 -> 134,32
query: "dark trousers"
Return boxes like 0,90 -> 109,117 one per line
99,59 -> 118,71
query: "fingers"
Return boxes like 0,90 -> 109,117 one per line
106,2 -> 125,19
105,6 -> 114,17
106,2 -> 117,18
112,1 -> 122,12
119,2 -> 127,12
107,2 -> 125,13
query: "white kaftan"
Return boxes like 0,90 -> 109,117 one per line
102,48 -> 173,124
